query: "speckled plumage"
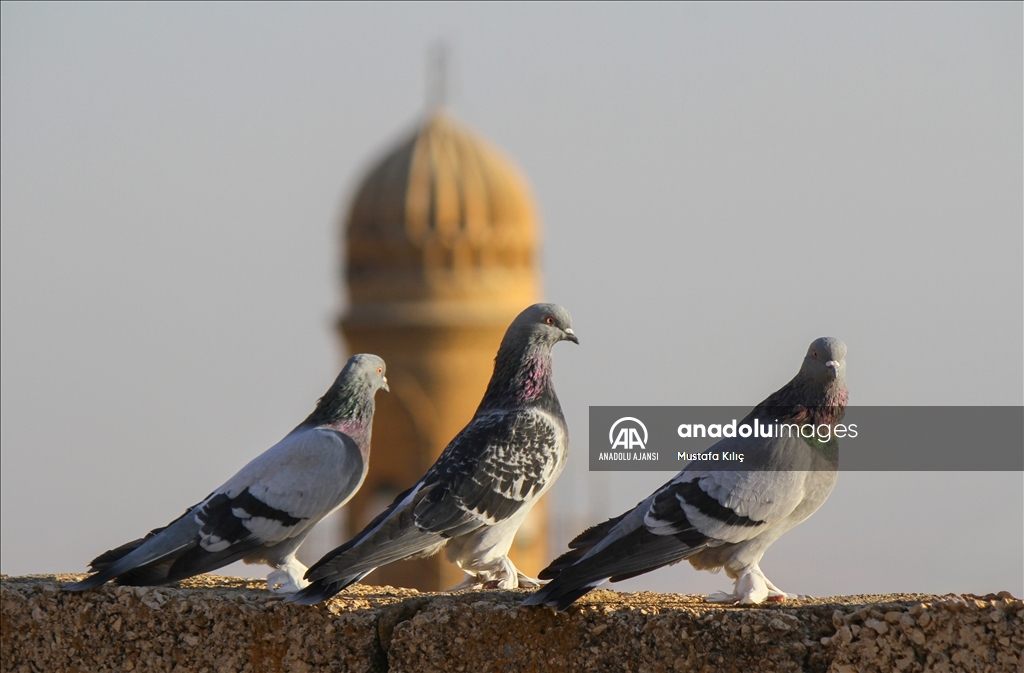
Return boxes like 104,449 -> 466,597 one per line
290,303 -> 578,605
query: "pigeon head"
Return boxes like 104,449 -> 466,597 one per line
505,303 -> 579,349
306,354 -> 388,429
800,337 -> 847,385
341,353 -> 390,394
480,303 -> 577,411
752,337 -> 848,421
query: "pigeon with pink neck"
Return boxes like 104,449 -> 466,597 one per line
66,354 -> 389,595
290,303 -> 578,605
526,337 -> 848,610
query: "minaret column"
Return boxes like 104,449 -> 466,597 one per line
338,112 -> 547,591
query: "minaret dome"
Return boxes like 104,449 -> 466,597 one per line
345,111 -> 540,316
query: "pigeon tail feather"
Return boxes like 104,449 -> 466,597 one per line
288,576 -> 354,605
301,483 -> 450,596
303,485 -> 417,578
523,579 -> 602,610
64,511 -> 202,591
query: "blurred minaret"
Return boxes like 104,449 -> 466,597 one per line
337,106 -> 546,590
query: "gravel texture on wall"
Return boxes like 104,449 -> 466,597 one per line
2,575 -> 1020,673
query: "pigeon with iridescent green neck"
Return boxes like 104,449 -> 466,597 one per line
65,354 -> 389,594
525,337 -> 847,610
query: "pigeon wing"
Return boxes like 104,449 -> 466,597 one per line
165,427 -> 366,579
648,433 -> 819,543
413,408 -> 562,533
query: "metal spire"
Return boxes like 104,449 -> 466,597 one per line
427,41 -> 450,110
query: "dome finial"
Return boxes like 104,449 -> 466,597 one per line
426,40 -> 450,111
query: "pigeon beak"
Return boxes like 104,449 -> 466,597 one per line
563,328 -> 579,345
825,361 -> 840,378
381,375 -> 390,392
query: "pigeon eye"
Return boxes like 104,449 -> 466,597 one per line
377,367 -> 383,375
812,350 -> 818,358
544,316 -> 555,325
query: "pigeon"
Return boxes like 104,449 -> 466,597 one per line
524,337 -> 847,610
64,354 -> 389,594
288,303 -> 578,605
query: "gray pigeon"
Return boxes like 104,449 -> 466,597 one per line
288,303 -> 578,605
524,337 -> 847,610
65,354 -> 389,594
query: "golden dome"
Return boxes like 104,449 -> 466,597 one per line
344,112 -> 540,321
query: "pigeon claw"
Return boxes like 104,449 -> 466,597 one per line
267,564 -> 311,595
704,591 -> 741,605
515,572 -> 541,589
707,566 -> 791,605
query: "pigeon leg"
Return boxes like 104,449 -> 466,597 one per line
504,556 -> 541,589
454,556 -> 522,590
704,567 -> 770,605
486,556 -> 527,589
267,554 -> 310,594
515,570 -> 541,589
481,561 -> 539,589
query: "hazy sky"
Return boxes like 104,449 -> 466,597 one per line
2,3 -> 1021,598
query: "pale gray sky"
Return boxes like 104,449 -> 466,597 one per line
2,2 -> 1021,597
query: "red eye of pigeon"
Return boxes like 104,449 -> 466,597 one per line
545,316 -> 555,325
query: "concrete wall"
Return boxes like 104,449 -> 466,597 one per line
2,575 -> 1020,673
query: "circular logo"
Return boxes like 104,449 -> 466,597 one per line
609,417 -> 648,449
